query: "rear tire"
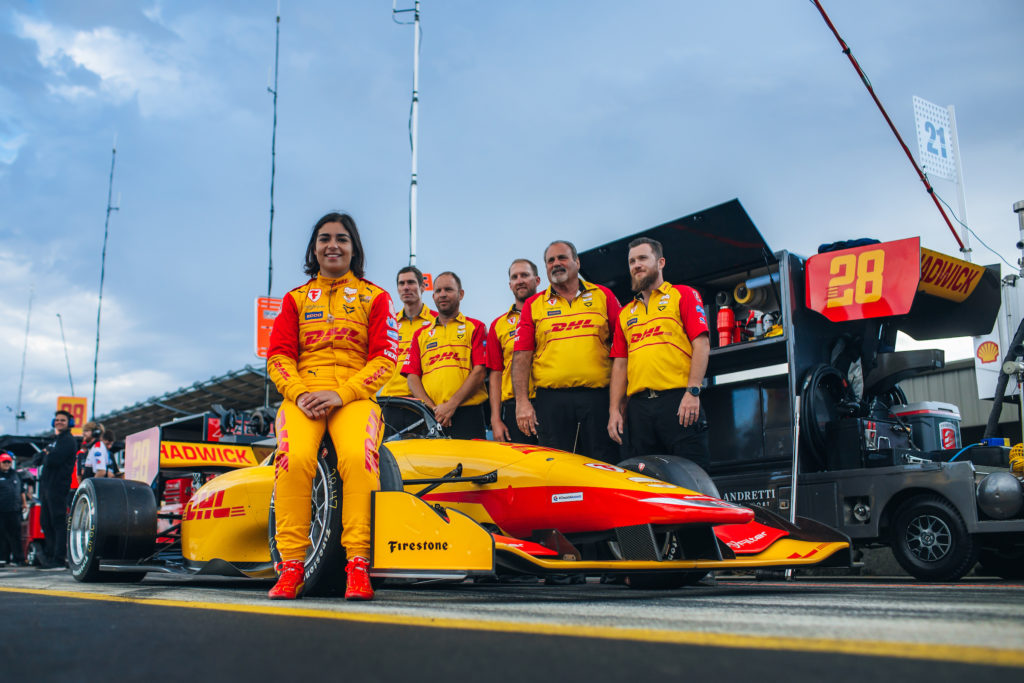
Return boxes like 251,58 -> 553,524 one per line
890,495 -> 978,581
618,455 -> 718,589
268,440 -> 403,596
67,478 -> 156,583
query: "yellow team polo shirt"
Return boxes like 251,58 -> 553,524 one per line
402,312 -> 488,406
379,304 -> 436,397
610,281 -> 710,395
514,280 -> 621,389
486,304 -> 534,402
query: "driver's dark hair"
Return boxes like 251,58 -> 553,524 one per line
303,212 -> 365,278
54,410 -> 73,421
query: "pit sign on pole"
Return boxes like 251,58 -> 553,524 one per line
255,297 -> 282,358
913,96 -> 955,181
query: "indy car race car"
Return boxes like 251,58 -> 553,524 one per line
68,397 -> 851,594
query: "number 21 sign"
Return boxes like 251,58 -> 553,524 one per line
913,96 -> 956,181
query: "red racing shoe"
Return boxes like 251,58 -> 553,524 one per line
345,556 -> 374,601
268,560 -> 305,600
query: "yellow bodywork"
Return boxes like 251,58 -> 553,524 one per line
181,462 -> 274,565
371,492 -> 494,574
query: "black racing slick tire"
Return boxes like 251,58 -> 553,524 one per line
268,439 -> 403,596
618,455 -> 720,498
618,455 -> 718,589
977,546 -> 1024,580
68,478 -> 157,583
890,495 -> 979,582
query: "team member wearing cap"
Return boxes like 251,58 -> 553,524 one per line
607,237 -> 711,469
512,240 -> 622,462
379,266 -> 436,433
266,212 -> 398,601
0,452 -> 28,566
403,271 -> 488,439
487,259 -> 541,444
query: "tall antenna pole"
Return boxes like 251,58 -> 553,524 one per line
92,136 -> 119,420
393,0 -> 421,266
264,2 -> 282,411
267,1 -> 281,297
56,313 -> 75,396
14,288 -> 33,435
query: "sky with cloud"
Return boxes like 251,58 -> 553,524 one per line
1,0 -> 1022,435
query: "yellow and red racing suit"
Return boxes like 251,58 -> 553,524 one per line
267,272 -> 398,561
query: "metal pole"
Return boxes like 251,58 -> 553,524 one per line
92,138 -> 119,419
264,2 -> 282,410
409,0 -> 420,266
1014,200 -> 1024,278
947,105 -> 971,262
56,313 -> 74,396
267,1 -> 280,298
14,288 -> 33,435
394,1 -> 421,266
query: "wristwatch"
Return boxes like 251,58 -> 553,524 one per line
686,386 -> 702,396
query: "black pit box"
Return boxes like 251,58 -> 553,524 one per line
824,417 -> 913,471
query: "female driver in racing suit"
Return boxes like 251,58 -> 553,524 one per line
266,212 -> 398,600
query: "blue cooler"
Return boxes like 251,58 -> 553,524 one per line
890,402 -> 962,451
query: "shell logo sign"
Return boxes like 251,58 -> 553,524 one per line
976,341 -> 1000,363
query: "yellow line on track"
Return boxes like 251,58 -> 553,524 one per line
3,585 -> 1022,669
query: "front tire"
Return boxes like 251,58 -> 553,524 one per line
618,455 -> 718,589
268,440 -> 403,596
890,495 -> 978,581
68,478 -> 156,583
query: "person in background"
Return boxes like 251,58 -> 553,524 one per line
82,423 -> 110,479
101,430 -> 122,478
0,452 -> 27,566
38,410 -> 76,568
403,271 -> 489,439
607,237 -> 711,470
487,258 -> 541,443
379,266 -> 436,435
512,240 -> 622,462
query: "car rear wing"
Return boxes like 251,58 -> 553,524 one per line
122,426 -> 272,485
805,237 -> 1001,340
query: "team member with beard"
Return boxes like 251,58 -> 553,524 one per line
487,259 -> 541,444
512,240 -> 621,463
403,271 -> 488,439
607,237 -> 711,469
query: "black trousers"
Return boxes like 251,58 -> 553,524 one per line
625,388 -> 711,470
0,510 -> 24,563
39,487 -> 67,564
498,400 -> 538,445
534,387 -> 620,463
447,404 -> 486,440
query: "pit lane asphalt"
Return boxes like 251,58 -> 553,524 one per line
2,568 -> 1022,682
